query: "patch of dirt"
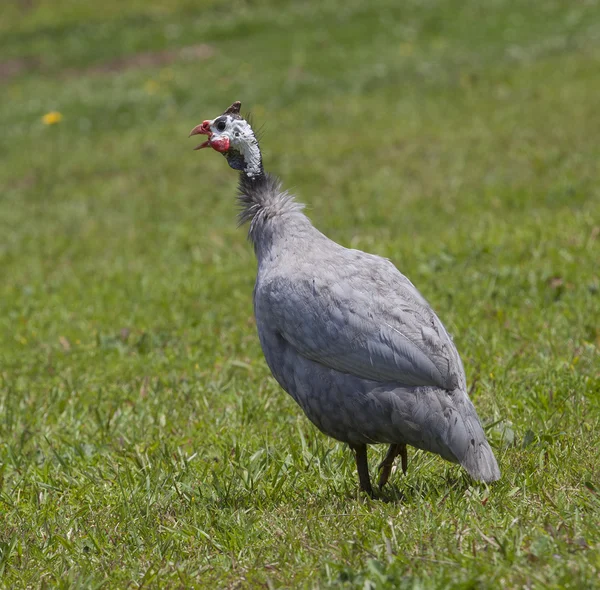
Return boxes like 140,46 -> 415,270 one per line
77,43 -> 215,75
0,57 -> 40,81
0,44 -> 215,83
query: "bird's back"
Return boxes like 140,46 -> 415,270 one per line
255,226 -> 466,391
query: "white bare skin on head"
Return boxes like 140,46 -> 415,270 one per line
209,115 -> 263,178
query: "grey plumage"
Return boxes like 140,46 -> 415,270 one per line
191,103 -> 500,493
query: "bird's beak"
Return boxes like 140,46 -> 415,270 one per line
189,120 -> 212,150
189,119 -> 231,153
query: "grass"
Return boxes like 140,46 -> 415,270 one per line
1,0 -> 599,587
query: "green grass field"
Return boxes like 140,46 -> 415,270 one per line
1,0 -> 600,587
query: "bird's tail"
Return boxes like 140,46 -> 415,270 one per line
444,389 -> 501,483
390,386 -> 501,482
381,384 -> 501,482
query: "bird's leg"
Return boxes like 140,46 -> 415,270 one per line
377,444 -> 401,488
349,443 -> 373,496
399,443 -> 408,475
377,443 -> 408,488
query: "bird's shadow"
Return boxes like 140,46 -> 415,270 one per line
343,472 -> 477,505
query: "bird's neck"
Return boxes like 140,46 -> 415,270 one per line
237,172 -> 307,257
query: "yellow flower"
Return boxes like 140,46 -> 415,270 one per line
42,111 -> 62,125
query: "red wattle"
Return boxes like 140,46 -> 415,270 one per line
210,136 -> 230,153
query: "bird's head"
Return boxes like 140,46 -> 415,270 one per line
189,101 -> 263,179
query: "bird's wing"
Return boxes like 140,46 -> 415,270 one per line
260,250 -> 466,391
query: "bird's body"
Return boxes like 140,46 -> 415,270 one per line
190,103 -> 500,493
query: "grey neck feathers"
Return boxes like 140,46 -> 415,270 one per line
237,173 -> 306,254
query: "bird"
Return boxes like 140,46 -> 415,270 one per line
189,101 -> 500,495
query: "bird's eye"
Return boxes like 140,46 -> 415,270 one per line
216,120 -> 227,132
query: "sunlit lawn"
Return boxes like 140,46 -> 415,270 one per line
1,0 -> 599,587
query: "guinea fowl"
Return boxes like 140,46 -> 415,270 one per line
190,102 -> 500,495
